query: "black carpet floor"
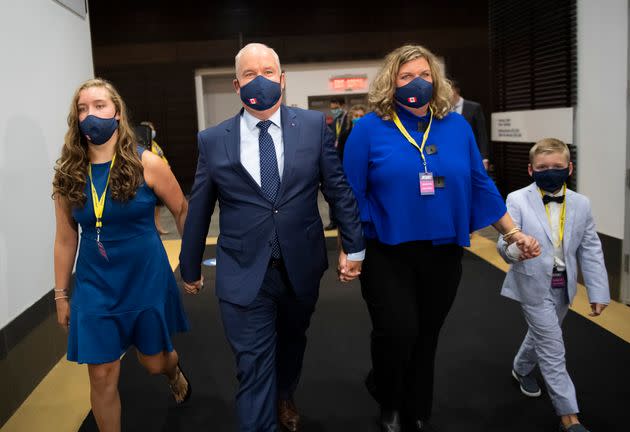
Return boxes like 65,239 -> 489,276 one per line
80,246 -> 630,431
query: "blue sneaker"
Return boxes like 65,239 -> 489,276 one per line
512,369 -> 542,397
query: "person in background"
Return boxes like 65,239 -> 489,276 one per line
52,78 -> 191,432
343,44 -> 540,432
497,138 -> 609,432
450,80 -> 490,170
140,120 -> 170,235
179,43 -> 364,432
325,96 -> 349,230
337,103 -> 367,162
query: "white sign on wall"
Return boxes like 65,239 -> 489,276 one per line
491,107 -> 574,144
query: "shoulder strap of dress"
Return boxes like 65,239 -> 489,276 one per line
136,144 -> 146,158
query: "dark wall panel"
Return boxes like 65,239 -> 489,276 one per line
90,2 -> 492,192
489,0 -> 576,195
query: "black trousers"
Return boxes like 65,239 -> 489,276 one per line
360,239 -> 463,421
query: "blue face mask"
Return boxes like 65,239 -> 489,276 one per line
394,77 -> 433,109
238,75 -> 282,111
79,115 -> 119,145
351,117 -> 361,124
532,167 -> 570,192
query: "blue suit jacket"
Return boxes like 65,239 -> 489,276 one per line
179,105 -> 364,306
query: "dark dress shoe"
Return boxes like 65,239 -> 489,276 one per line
278,399 -> 300,431
559,423 -> 590,432
407,419 -> 438,432
365,369 -> 381,403
380,408 -> 402,432
324,222 -> 337,230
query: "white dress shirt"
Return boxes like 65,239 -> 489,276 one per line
239,108 -> 365,261
240,108 -> 284,185
453,96 -> 464,115
545,188 -> 566,271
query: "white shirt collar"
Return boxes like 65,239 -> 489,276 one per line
242,107 -> 282,132
454,96 -> 464,111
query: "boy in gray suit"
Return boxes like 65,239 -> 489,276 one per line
497,138 -> 610,432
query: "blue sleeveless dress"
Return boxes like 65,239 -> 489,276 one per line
67,148 -> 189,364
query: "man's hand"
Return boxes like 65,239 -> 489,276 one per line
337,250 -> 362,283
183,275 -> 204,295
511,232 -> 541,260
589,303 -> 607,317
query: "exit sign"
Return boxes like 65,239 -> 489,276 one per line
329,75 -> 368,91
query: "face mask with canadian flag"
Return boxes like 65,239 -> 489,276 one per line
394,77 -> 433,109
238,75 -> 282,111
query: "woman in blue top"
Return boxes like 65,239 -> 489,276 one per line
52,78 -> 191,431
342,45 -> 541,431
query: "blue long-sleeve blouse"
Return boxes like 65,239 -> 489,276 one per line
342,106 -> 506,247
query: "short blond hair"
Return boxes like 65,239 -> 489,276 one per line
369,44 -> 453,120
529,138 -> 571,164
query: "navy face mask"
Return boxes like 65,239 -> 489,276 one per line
79,115 -> 119,145
238,75 -> 282,111
532,167 -> 570,192
394,77 -> 433,109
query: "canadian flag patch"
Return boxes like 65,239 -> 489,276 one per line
249,98 -> 257,104
408,97 -> 417,103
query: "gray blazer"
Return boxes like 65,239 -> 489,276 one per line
497,183 -> 610,306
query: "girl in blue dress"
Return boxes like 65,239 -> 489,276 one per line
52,78 -> 191,431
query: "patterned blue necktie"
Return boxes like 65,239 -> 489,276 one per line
257,120 -> 281,258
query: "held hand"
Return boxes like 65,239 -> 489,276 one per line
589,303 -> 607,317
55,299 -> 70,332
183,275 -> 204,295
337,250 -> 362,283
511,232 -> 541,260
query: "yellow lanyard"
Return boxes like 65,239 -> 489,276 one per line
88,155 -> 116,232
335,119 -> 342,138
391,108 -> 433,173
540,183 -> 566,247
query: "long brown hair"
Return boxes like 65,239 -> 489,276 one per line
369,44 -> 453,120
52,78 -> 144,207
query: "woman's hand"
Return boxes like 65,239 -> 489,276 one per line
55,298 -> 70,331
183,275 -> 204,295
510,231 -> 541,260
338,250 -> 362,282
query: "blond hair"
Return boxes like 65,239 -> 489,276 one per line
529,138 -> 571,164
369,44 -> 453,120
52,78 -> 144,207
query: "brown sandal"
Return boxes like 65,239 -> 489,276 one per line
168,363 -> 192,404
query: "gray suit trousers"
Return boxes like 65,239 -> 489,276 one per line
513,287 -> 579,415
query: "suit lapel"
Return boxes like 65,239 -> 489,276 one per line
276,105 -> 299,203
223,110 -> 268,201
526,183 -> 553,243
562,188 -> 576,257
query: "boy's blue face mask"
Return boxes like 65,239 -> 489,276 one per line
394,77 -> 433,109
238,75 -> 282,111
532,167 -> 570,192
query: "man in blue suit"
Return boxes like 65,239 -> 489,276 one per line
179,43 -> 365,432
